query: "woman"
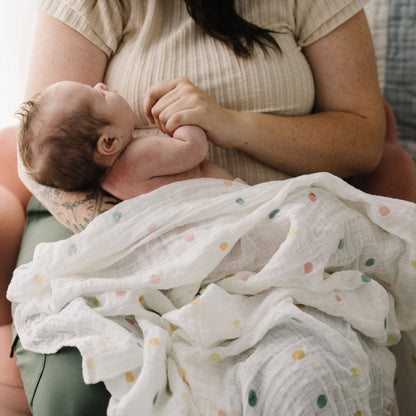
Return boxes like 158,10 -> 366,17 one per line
0,0 -> 411,414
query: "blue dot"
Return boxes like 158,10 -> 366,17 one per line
338,239 -> 345,249
235,197 -> 245,205
384,317 -> 387,329
361,274 -> 371,283
153,392 -> 158,405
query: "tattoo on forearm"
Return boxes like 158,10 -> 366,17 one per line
32,182 -> 120,233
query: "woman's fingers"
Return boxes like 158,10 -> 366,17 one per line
143,77 -> 192,125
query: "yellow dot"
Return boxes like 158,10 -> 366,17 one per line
287,226 -> 295,238
101,337 -> 111,341
223,180 -> 233,187
350,367 -> 360,377
233,319 -> 241,329
208,353 -> 221,362
125,371 -> 135,383
149,337 -> 159,346
93,297 -> 100,307
354,411 -> 362,416
412,260 -> 416,270
387,335 -> 399,345
182,392 -> 189,403
86,357 -> 96,370
33,274 -> 43,285
224,273 -> 235,278
292,350 -> 305,360
220,242 -> 229,251
191,297 -> 201,305
169,323 -> 177,332
138,295 -> 145,303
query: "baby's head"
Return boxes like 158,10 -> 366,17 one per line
17,81 -> 135,191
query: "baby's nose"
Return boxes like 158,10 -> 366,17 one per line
94,82 -> 109,91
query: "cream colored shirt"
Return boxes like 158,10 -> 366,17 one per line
37,0 -> 367,184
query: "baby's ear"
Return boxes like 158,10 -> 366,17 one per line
96,135 -> 123,156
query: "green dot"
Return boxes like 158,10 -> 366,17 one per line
248,389 -> 257,407
365,258 -> 375,267
268,209 -> 280,219
68,243 -> 77,256
235,197 -> 245,205
113,211 -> 122,222
291,317 -> 303,323
317,394 -> 328,408
361,274 -> 371,283
338,239 -> 344,249
384,317 -> 387,329
153,392 -> 158,405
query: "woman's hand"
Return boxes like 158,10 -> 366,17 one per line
143,77 -> 237,148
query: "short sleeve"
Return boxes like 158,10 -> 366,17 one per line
36,0 -> 131,57
295,0 -> 369,47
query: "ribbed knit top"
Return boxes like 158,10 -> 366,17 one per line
37,0 -> 367,184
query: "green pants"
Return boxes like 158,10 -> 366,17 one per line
12,198 -> 110,415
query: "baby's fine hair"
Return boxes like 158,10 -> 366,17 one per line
17,96 -> 110,191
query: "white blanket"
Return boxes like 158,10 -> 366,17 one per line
8,173 -> 416,415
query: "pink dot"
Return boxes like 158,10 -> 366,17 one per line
116,291 -> 126,296
184,233 -> 195,242
304,262 -> 313,274
379,206 -> 390,216
335,294 -> 342,302
150,274 -> 161,284
386,403 -> 392,412
242,274 -> 251,282
125,317 -> 135,325
218,412 -> 228,416
308,192 -> 317,202
148,222 -> 158,233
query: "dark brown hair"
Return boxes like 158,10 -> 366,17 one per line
183,0 -> 280,58
89,0 -> 280,58
17,97 -> 110,192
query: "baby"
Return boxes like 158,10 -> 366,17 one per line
17,81 -> 233,200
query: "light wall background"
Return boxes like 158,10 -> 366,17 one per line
0,2 -> 36,128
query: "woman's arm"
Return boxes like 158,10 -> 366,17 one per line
144,11 -> 385,179
21,12 -> 119,233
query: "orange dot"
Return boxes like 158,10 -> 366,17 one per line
138,295 -> 145,302
125,371 -> 135,383
220,242 -> 229,251
191,297 -> 201,305
292,349 -> 305,360
149,337 -> 159,345
354,411 -> 362,416
33,274 -> 43,285
335,294 -> 342,302
224,180 -> 233,187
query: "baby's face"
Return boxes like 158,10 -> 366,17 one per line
41,81 -> 136,148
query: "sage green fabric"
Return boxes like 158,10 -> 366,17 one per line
12,197 -> 110,415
